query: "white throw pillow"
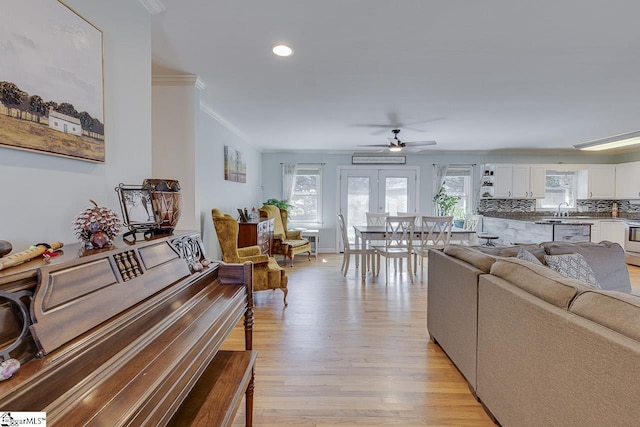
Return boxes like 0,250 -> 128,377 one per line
517,248 -> 543,265
544,253 -> 601,289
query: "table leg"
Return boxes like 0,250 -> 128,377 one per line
355,232 -> 367,281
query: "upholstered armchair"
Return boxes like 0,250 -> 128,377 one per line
259,204 -> 311,267
211,209 -> 288,305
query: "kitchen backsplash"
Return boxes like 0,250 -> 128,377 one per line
478,199 -> 640,214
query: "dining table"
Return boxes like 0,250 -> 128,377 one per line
353,225 -> 476,281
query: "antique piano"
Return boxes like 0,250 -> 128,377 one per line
0,230 -> 255,426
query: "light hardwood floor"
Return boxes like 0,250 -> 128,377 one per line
223,253 -> 640,426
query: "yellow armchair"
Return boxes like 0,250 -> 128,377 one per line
212,209 -> 288,305
259,204 -> 311,267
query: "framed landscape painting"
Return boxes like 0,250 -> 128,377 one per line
0,0 -> 105,162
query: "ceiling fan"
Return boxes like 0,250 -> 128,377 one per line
358,129 -> 437,152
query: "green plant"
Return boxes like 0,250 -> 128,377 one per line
452,206 -> 466,221
433,184 -> 459,216
263,198 -> 293,211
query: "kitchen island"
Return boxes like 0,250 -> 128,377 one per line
482,216 -> 592,245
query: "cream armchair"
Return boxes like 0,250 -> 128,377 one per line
211,209 -> 288,305
259,204 -> 311,267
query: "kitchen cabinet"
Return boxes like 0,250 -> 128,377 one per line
577,166 -> 615,199
599,220 -> 626,247
615,162 -> 640,199
490,164 -> 545,198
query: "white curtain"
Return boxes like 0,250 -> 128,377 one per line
433,164 -> 449,213
282,163 -> 297,201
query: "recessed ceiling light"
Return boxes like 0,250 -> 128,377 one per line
272,44 -> 293,57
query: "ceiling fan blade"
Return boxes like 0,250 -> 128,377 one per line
404,141 -> 437,146
357,143 -> 392,147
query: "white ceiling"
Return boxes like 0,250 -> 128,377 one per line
150,0 -> 640,153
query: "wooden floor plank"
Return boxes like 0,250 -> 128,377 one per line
220,252 -> 640,426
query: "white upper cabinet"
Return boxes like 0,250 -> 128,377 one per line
529,166 -> 546,199
576,165 -> 616,199
491,164 -> 545,198
615,162 -> 640,199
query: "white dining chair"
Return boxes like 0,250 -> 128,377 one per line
337,213 -> 376,276
413,216 -> 453,274
451,214 -> 482,245
372,215 -> 416,284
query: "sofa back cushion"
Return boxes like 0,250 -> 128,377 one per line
443,245 -> 496,273
541,241 -> 631,293
477,244 -> 547,264
490,257 -> 596,309
570,291 -> 640,342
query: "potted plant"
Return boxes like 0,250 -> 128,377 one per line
453,207 -> 466,228
263,198 -> 293,211
433,183 -> 459,217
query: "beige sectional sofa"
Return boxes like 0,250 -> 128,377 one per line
428,242 -> 640,426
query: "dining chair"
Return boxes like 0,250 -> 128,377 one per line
366,212 -> 388,226
413,216 -> 453,274
451,214 -> 482,245
366,211 -> 389,263
337,213 -> 376,276
372,215 -> 416,284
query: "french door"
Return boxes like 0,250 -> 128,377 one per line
338,167 -> 418,245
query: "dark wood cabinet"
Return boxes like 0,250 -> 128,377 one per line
238,218 -> 274,255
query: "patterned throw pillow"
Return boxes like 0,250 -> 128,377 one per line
544,253 -> 601,289
517,248 -> 543,265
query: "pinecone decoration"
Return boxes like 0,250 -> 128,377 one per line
72,200 -> 123,248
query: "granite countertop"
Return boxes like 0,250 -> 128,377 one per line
483,214 -> 631,223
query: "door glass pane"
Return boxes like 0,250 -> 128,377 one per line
384,177 -> 408,215
347,177 -> 370,243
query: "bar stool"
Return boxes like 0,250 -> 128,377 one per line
478,233 -> 499,246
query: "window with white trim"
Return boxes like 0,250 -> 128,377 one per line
442,166 -> 473,215
538,170 -> 577,209
289,165 -> 323,224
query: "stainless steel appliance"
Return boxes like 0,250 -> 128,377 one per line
624,221 -> 640,266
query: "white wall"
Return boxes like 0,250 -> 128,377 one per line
151,79 -> 197,231
151,78 -> 263,260
195,106 -> 263,261
0,0 -> 151,252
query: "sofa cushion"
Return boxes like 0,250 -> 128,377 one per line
517,248 -> 544,265
490,257 -> 597,309
569,290 -> 640,342
544,253 -> 601,289
444,245 -> 496,273
477,244 -> 547,264
541,241 -> 631,293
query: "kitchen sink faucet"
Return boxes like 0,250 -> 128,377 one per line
557,202 -> 569,217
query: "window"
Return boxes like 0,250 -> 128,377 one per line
538,170 -> 576,209
289,166 -> 323,224
442,166 -> 473,215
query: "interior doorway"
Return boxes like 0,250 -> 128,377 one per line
338,167 -> 419,245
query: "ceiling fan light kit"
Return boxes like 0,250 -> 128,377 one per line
357,128 -> 437,152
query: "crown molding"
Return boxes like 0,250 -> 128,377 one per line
152,74 -> 205,87
199,101 -> 251,143
138,0 -> 166,15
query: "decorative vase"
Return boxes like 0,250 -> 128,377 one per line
142,179 -> 181,233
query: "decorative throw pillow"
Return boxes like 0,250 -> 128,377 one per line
517,248 -> 543,265
544,253 -> 601,289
